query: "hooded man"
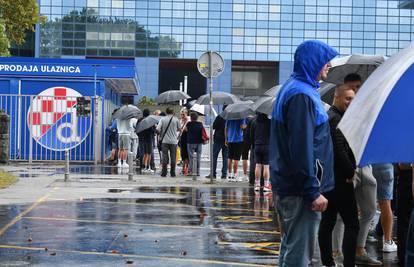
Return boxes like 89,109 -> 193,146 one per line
270,40 -> 338,267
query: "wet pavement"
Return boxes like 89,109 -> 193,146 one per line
0,164 -> 400,266
0,186 -> 278,266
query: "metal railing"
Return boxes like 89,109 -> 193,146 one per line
0,94 -> 95,162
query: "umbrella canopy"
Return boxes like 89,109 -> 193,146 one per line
155,90 -> 190,104
251,95 -> 275,115
113,104 -> 142,120
135,115 -> 162,133
318,82 -> 337,105
326,54 -> 386,84
190,103 -> 217,116
264,85 -> 282,97
338,43 -> 414,166
196,91 -> 239,105
220,101 -> 255,120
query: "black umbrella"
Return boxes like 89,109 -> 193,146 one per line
251,96 -> 275,115
318,82 -> 337,105
135,115 -> 162,133
264,85 -> 282,97
113,104 -> 142,120
326,54 -> 386,84
220,101 -> 255,120
196,91 -> 239,105
155,90 -> 190,104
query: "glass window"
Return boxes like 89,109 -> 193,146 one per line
233,28 -> 244,36
233,4 -> 244,12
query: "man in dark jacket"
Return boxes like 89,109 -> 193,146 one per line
270,40 -> 337,267
206,112 -> 228,179
318,84 -> 359,267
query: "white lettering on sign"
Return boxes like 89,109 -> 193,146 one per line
0,64 -> 81,74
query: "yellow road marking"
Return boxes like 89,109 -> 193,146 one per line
0,244 -> 275,266
23,216 -> 279,235
217,216 -> 273,224
219,241 -> 280,255
45,198 -> 274,213
0,190 -> 56,237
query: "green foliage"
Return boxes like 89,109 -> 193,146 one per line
0,0 -> 45,45
0,21 -> 10,56
138,96 -> 156,106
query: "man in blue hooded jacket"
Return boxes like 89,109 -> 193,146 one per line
270,40 -> 337,267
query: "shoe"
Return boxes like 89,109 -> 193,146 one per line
227,174 -> 233,181
237,175 -> 244,182
355,252 -> 382,265
382,239 -> 397,252
333,253 -> 344,267
263,182 -> 272,192
254,181 -> 261,191
122,162 -> 129,168
117,161 -> 122,168
205,174 -> 216,179
366,234 -> 378,243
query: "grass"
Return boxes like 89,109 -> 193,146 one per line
0,170 -> 17,189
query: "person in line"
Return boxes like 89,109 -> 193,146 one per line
185,112 -> 204,176
331,73 -> 381,266
141,110 -> 155,173
206,106 -> 228,180
156,107 -> 181,177
372,163 -> 397,252
405,166 -> 414,266
241,116 -> 253,181
116,102 -> 133,168
179,109 -> 190,175
130,115 -> 139,162
225,118 -> 247,182
318,85 -> 359,267
269,40 -> 337,267
106,108 -> 119,165
250,112 -> 271,192
396,164 -> 414,266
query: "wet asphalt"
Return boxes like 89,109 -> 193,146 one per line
0,164 -> 399,266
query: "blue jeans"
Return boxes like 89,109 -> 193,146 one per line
188,143 -> 202,175
276,196 -> 321,267
406,208 -> 414,267
213,139 -> 228,177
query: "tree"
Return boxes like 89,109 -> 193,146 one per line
0,21 -> 10,56
0,0 -> 44,45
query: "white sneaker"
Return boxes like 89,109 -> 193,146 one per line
227,174 -> 233,181
382,239 -> 397,252
117,161 -> 122,168
237,174 -> 244,182
122,162 -> 129,168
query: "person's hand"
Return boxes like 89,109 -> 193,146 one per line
311,195 -> 328,212
346,177 -> 354,184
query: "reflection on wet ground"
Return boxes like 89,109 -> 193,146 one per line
0,187 -> 279,266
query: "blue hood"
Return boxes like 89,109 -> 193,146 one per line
292,40 -> 338,88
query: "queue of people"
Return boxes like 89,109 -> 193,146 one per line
270,40 -> 414,267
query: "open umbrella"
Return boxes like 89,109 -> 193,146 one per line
190,103 -> 217,116
220,101 -> 255,120
155,90 -> 190,104
113,104 -> 142,120
251,96 -> 275,115
135,115 -> 162,133
318,82 -> 337,105
326,54 -> 386,84
264,85 -> 282,97
196,91 -> 239,105
338,43 -> 414,166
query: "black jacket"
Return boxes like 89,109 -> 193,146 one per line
328,106 -> 356,185
250,114 -> 270,146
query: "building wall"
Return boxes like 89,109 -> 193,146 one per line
20,0 -> 414,95
135,57 -> 159,99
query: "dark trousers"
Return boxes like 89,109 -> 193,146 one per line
319,184 -> 360,267
397,170 -> 414,266
212,139 -> 228,178
161,143 -> 177,175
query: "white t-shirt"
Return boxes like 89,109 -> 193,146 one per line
117,118 -> 132,135
130,118 -> 138,139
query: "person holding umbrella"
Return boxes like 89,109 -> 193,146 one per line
139,109 -> 155,173
269,40 -> 337,266
225,118 -> 247,182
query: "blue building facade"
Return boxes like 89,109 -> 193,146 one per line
28,0 -> 414,97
